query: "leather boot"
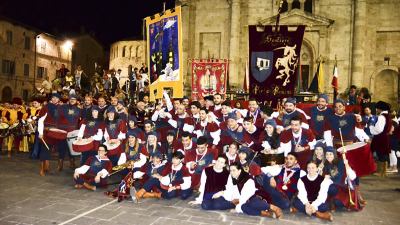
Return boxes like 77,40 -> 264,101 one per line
269,204 -> 283,219
315,211 -> 333,221
83,182 -> 96,191
143,191 -> 162,199
57,159 -> 64,172
44,160 -> 50,172
135,188 -> 146,200
260,210 -> 274,218
39,161 -> 45,176
69,158 -> 76,169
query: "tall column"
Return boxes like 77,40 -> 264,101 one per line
287,0 -> 294,11
228,0 -> 241,88
351,0 -> 366,87
299,0 -> 305,10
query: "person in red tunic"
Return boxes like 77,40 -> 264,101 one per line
73,144 -> 112,191
370,101 -> 393,177
174,131 -> 197,155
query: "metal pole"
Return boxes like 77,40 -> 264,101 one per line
33,34 -> 38,95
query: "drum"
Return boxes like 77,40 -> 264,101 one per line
67,130 -> 81,156
0,123 -> 9,137
103,139 -> 122,155
45,128 -> 68,140
72,138 -> 94,152
9,122 -> 22,136
337,142 -> 376,177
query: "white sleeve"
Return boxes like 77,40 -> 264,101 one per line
369,114 -> 386,135
180,176 -> 192,190
261,165 -> 282,177
308,138 -> 316,150
133,153 -> 147,168
195,170 -> 207,203
38,113 -> 47,136
93,129 -> 103,141
323,130 -> 333,147
223,176 -> 235,201
238,109 -> 248,118
301,122 -> 310,130
280,141 -> 292,157
355,127 -> 369,142
151,110 -> 160,121
133,171 -> 145,179
117,153 -> 127,166
183,123 -> 194,133
117,131 -> 126,140
104,129 -> 109,140
311,178 -> 332,209
163,91 -> 174,112
168,119 -> 178,128
75,165 -> 90,175
210,129 -> 221,145
346,166 -> 357,181
78,124 -> 85,139
98,168 -> 109,179
236,179 -> 256,213
297,178 -> 309,205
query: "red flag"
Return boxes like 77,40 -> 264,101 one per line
331,63 -> 338,91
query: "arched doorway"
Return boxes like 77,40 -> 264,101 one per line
296,40 -> 315,93
373,69 -> 398,108
1,86 -> 12,102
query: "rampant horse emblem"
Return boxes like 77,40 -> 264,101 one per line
339,120 -> 347,127
88,121 -> 95,127
110,124 -> 117,130
274,45 -> 298,86
316,115 -> 324,122
251,51 -> 274,83
94,161 -> 101,166
68,109 -> 75,115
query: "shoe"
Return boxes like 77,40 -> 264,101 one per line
83,182 -> 96,191
143,191 -> 162,199
74,184 -> 83,189
315,211 -> 333,221
135,188 -> 146,200
269,204 -> 283,219
290,207 -> 298,214
57,159 -> 64,172
260,210 -> 274,218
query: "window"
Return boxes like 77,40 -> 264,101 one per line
37,66 -> 47,78
22,89 -> 29,102
6,30 -> 12,45
40,41 -> 46,53
305,0 -> 313,13
24,64 -> 29,76
292,0 -> 301,10
281,0 -> 289,13
122,46 -> 126,57
24,37 -> 31,50
2,60 -> 15,75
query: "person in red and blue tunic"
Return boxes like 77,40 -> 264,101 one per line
225,142 -> 240,166
370,101 -> 393,177
77,105 -> 104,165
214,163 -> 283,218
37,93 -> 62,176
188,155 -> 230,208
117,131 -> 148,170
184,136 -> 218,189
103,107 -> 127,166
136,151 -> 192,200
160,130 -> 178,162
242,116 -> 263,152
173,131 -> 197,156
292,160 -> 333,221
219,113 -> 245,149
193,107 -> 221,147
261,152 -> 305,211
309,94 -> 334,140
73,144 -> 112,191
126,115 -> 145,144
277,97 -> 310,130
58,94 -> 82,169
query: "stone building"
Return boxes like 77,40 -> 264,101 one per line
0,17 -> 72,102
178,0 -> 400,107
72,34 -> 106,77
109,39 -> 146,86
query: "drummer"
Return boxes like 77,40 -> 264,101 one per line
2,97 -> 26,157
25,97 -> 42,145
77,105 -> 104,165
116,131 -> 147,174
37,93 -> 62,176
103,107 -> 127,166
73,144 -> 113,191
58,94 -> 82,169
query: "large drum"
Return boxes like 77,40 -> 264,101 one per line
66,130 -> 81,156
9,122 -> 22,136
0,123 -> 9,138
103,139 -> 122,155
45,128 -> 68,140
72,138 -> 94,152
337,142 -> 376,177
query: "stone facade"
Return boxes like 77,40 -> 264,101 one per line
109,40 -> 146,86
72,34 -> 106,77
0,18 -> 72,102
178,0 -> 400,107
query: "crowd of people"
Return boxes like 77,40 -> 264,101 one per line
1,69 -> 400,221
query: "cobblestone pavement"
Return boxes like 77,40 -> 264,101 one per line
0,153 -> 400,225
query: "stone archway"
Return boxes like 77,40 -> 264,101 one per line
297,38 -> 316,92
1,86 -> 13,102
370,66 -> 399,107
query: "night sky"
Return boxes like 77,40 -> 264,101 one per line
0,0 -> 176,48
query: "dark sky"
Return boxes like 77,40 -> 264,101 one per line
0,0 -> 176,48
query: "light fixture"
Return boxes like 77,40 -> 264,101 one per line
63,40 -> 73,50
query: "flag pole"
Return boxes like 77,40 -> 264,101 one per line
333,55 -> 338,101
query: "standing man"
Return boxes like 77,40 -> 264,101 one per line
309,94 -> 333,140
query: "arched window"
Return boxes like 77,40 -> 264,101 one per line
305,0 -> 313,13
122,46 -> 126,57
1,86 -> 12,102
292,0 -> 301,10
280,0 -> 289,13
129,46 -> 133,58
296,41 -> 314,93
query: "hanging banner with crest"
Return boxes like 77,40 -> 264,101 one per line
248,25 -> 305,107
190,59 -> 229,100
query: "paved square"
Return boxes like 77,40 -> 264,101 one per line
1,154 -> 400,225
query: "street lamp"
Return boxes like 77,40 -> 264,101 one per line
63,40 -> 73,70
33,34 -> 41,94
